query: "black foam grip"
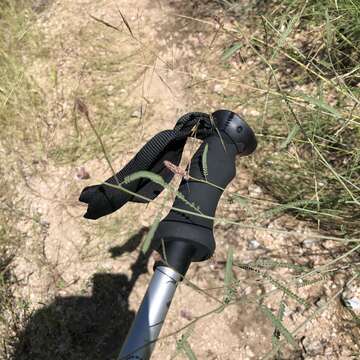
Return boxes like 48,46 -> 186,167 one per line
152,131 -> 238,261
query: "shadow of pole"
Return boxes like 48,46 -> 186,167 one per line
13,227 -> 150,360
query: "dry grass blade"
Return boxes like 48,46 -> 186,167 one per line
118,8 -> 135,39
89,14 -> 121,32
74,97 -> 117,179
164,160 -> 190,180
74,97 -> 89,117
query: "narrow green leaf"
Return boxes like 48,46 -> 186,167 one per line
50,65 -> 58,87
227,194 -> 257,216
176,325 -> 196,359
202,143 -> 209,181
228,194 -> 249,207
297,93 -> 341,118
142,215 -> 160,253
271,301 -> 286,349
225,247 -> 234,287
271,14 -> 300,60
261,304 -> 297,348
222,43 -> 242,61
261,199 -> 319,218
280,124 -> 300,149
224,246 -> 234,303
181,339 -> 197,360
278,301 -> 286,321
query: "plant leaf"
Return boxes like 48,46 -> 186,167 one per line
181,339 -> 197,360
142,215 -> 160,253
260,199 -> 319,218
271,300 -> 286,349
271,13 -> 300,60
222,43 -> 242,61
176,325 -> 196,359
261,304 -> 297,348
224,246 -> 234,303
297,93 -> 341,118
280,124 -> 300,149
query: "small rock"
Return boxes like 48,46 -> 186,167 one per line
213,83 -> 223,94
75,166 -> 90,180
302,239 -> 317,248
131,109 -> 142,118
302,337 -> 325,354
180,309 -> 193,320
244,345 -> 254,357
314,296 -> 327,308
244,286 -> 252,295
341,297 -> 360,312
209,258 -> 221,271
247,109 -> 260,117
248,184 -> 263,197
341,283 -> 360,313
247,239 -> 260,250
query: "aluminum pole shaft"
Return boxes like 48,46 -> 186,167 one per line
118,266 -> 181,360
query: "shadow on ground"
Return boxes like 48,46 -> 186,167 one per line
13,227 -> 150,360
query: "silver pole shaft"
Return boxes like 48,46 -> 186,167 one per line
118,266 -> 181,360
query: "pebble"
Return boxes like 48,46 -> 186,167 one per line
314,297 -> 327,308
247,109 -> 260,116
180,309 -> 193,321
74,166 -> 90,180
342,297 -> 360,311
244,345 -> 254,357
302,238 -> 317,247
131,109 -> 142,118
302,338 -> 325,354
247,239 -> 261,250
341,283 -> 360,313
213,83 -> 223,94
244,286 -> 252,295
248,184 -> 263,197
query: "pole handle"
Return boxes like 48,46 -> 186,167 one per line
152,110 -> 257,268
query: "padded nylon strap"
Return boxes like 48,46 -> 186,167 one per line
79,112 -> 213,219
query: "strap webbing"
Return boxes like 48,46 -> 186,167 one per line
79,112 -> 213,219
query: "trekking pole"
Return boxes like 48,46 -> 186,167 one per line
79,110 -> 257,360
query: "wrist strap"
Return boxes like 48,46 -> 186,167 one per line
79,112 -> 213,219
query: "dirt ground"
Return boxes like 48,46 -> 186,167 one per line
10,1 -> 359,359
